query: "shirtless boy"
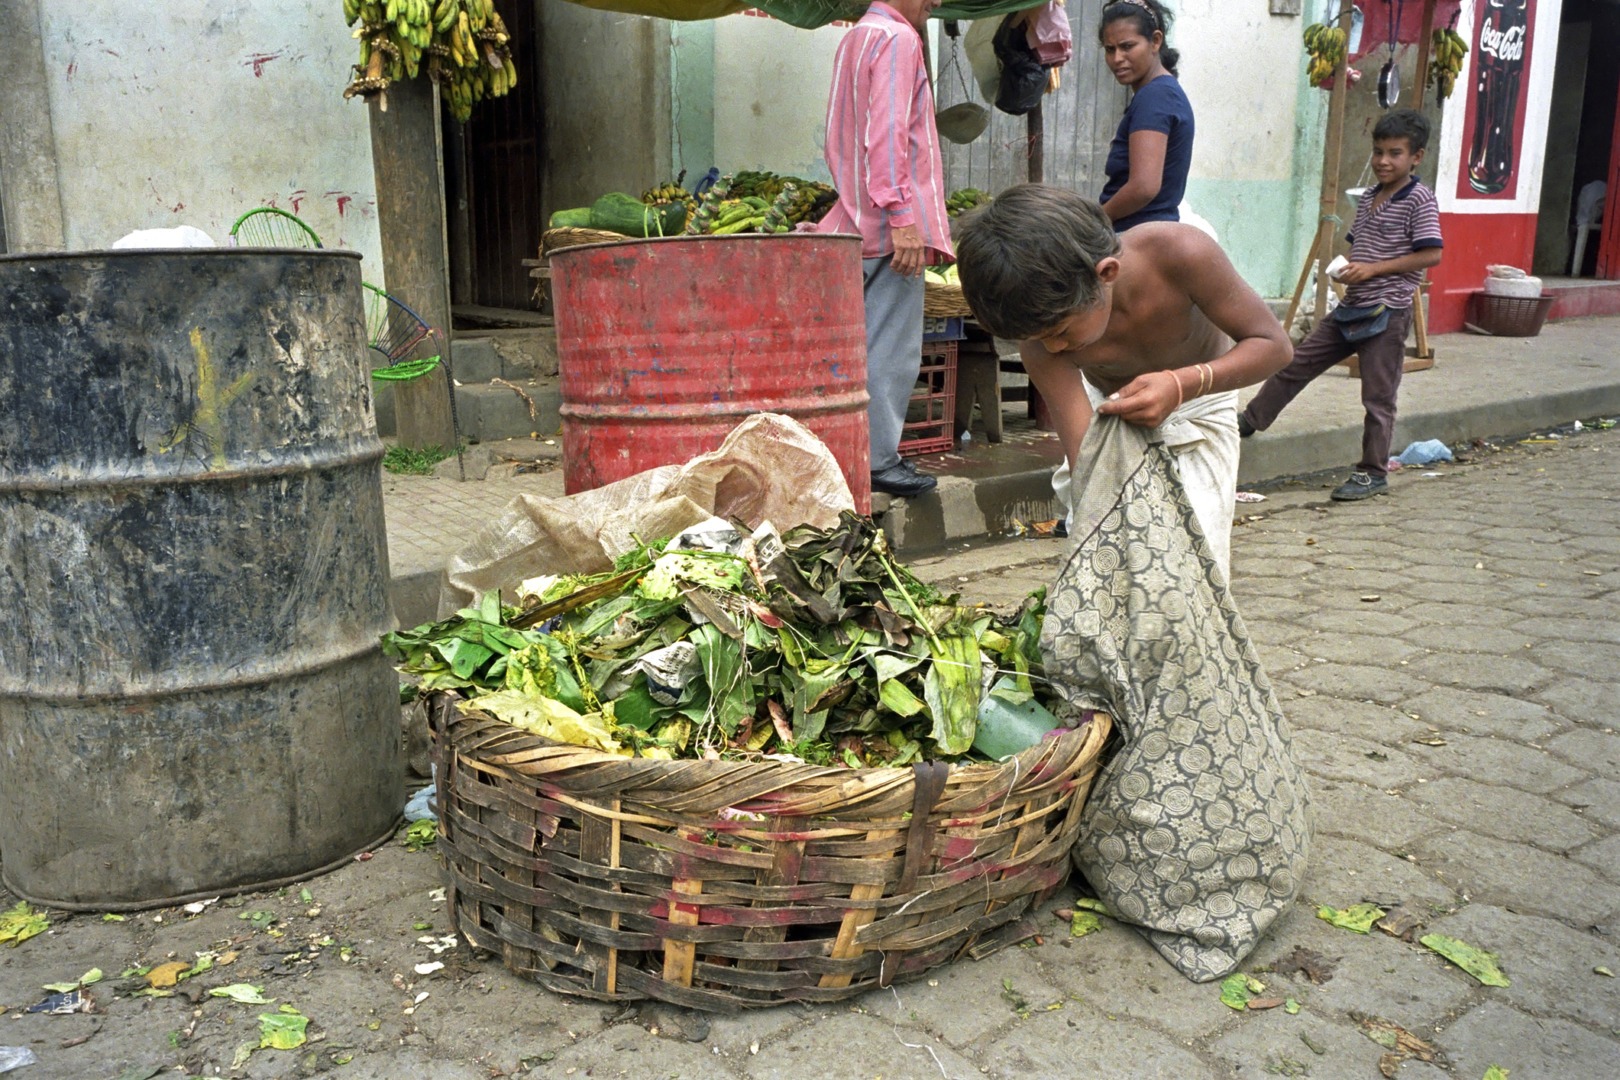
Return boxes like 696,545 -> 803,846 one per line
955,184 -> 1292,573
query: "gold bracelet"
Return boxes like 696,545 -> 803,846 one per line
1198,363 -> 1214,398
1168,369 -> 1184,412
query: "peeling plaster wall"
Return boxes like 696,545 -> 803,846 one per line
1175,0 -> 1324,298
35,2 -> 382,280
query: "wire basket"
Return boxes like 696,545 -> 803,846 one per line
428,692 -> 1110,1010
1473,292 -> 1554,337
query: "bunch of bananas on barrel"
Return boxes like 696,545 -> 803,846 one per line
342,0 -> 517,123
1302,21 -> 1349,88
728,171 -> 838,224
679,178 -> 801,236
642,178 -> 699,222
1428,25 -> 1469,100
946,188 -> 992,217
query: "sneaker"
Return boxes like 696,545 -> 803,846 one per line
1330,471 -> 1388,501
871,463 -> 938,498
1237,414 -> 1256,439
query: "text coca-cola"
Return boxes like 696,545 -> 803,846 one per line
1466,0 -> 1531,195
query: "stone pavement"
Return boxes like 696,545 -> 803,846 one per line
382,316 -> 1620,627
1,426 -> 1614,1078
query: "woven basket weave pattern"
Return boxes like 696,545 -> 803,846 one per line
541,226 -> 632,257
430,694 -> 1109,1009
924,280 -> 974,318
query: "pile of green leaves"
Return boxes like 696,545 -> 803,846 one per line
383,513 -> 1057,766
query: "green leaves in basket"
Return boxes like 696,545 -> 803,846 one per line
382,514 -> 1074,765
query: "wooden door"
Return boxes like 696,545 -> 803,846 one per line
934,2 -> 1129,198
446,0 -> 544,311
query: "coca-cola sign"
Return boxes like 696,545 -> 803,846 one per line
1478,23 -> 1526,63
1456,0 -> 1538,201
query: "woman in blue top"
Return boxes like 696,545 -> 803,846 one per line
1096,0 -> 1194,232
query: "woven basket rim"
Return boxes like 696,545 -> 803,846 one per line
433,690 -> 1108,787
541,226 -> 632,256
924,278 -> 973,318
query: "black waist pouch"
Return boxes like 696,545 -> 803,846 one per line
1330,302 -> 1391,343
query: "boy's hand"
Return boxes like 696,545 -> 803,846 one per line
1337,261 -> 1377,284
1095,370 -> 1184,427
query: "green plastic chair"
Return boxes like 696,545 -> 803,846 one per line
228,207 -> 323,248
362,282 -> 433,365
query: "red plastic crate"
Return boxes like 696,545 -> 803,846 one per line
899,342 -> 957,457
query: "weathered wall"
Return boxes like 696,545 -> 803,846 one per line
540,5 -> 671,218
0,0 -> 67,252
707,13 -> 848,181
27,1 -> 382,276
1176,0 -> 1324,297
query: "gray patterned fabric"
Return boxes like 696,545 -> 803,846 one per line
1042,416 -> 1312,982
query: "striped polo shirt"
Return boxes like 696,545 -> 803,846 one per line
1343,177 -> 1443,309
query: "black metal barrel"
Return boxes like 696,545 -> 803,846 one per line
0,250 -> 401,908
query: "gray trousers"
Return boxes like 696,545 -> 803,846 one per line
862,255 -> 924,471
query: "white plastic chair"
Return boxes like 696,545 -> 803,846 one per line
1571,181 -> 1606,277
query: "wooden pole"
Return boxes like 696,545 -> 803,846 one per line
1287,2 -> 1357,331
1408,0 -> 1438,359
1026,101 -> 1044,184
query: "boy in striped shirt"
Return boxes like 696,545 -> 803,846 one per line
1239,109 -> 1444,501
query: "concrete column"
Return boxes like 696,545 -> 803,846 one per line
0,0 -> 66,252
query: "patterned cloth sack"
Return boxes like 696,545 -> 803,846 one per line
1041,416 -> 1313,982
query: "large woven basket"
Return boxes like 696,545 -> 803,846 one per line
924,279 -> 974,319
429,693 -> 1110,1009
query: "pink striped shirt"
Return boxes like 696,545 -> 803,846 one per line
816,3 -> 953,264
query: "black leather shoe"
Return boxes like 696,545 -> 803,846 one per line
871,463 -> 938,498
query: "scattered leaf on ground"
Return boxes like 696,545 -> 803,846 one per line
1248,997 -> 1286,1010
1317,903 -> 1385,933
1420,933 -> 1509,986
239,910 -> 277,931
1376,905 -> 1426,941
112,1068 -> 163,1080
1272,946 -> 1338,985
231,1043 -> 255,1069
0,902 -> 49,946
1594,966 -> 1613,978
1482,1067 -> 1508,1080
1354,1012 -> 1447,1078
1299,1033 -> 1326,1055
210,984 -> 273,1005
403,819 -> 437,851
414,962 -> 445,976
300,888 -> 313,903
413,921 -> 433,931
1070,911 -> 1102,938
42,968 -> 103,993
145,961 -> 191,988
1001,977 -> 1030,1014
259,1005 -> 310,1050
1284,998 -> 1301,1014
1220,972 -> 1266,1010
102,913 -> 126,923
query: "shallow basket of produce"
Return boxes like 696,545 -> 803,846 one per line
428,692 -> 1108,1009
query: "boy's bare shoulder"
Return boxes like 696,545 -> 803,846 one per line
1121,220 -> 1223,261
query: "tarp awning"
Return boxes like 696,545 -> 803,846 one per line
562,0 -> 1041,31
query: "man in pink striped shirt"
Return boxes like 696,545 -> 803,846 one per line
817,0 -> 953,499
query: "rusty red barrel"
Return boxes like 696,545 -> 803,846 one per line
551,234 -> 871,512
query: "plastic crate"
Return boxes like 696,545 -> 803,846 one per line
899,342 -> 957,457
923,316 -> 966,343
1473,292 -> 1554,337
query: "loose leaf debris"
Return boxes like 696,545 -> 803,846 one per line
1069,910 -> 1103,939
1420,933 -> 1510,987
259,1005 -> 310,1050
0,902 -> 49,946
403,819 -> 437,852
1316,903 -> 1385,934
210,984 -> 273,1005
1482,1067 -> 1509,1080
383,515 -> 1076,766
1353,1012 -> 1448,1079
1271,946 -> 1339,985
42,969 -> 103,994
1220,973 -> 1267,1010
1375,905 -> 1426,941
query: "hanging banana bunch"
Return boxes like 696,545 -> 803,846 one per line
1428,25 -> 1468,101
342,0 -> 518,123
1301,21 -> 1349,90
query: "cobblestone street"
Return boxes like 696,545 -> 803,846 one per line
2,428 -> 1616,1079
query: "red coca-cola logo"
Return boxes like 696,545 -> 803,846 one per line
1478,23 -> 1526,62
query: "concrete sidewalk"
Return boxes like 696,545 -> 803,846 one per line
382,315 -> 1620,627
